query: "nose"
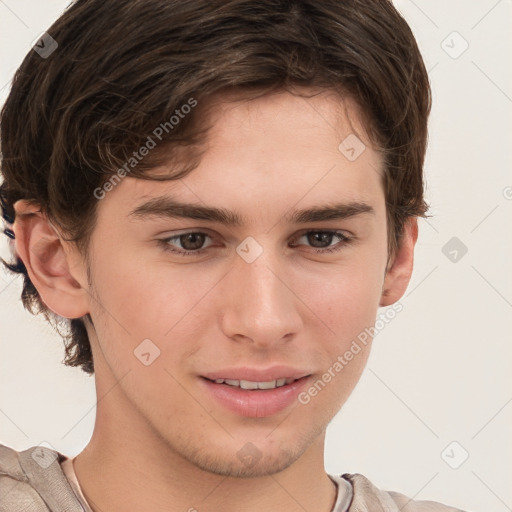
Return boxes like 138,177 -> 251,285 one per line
218,249 -> 303,347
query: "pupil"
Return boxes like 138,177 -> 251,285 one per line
308,232 -> 332,248
181,233 -> 205,250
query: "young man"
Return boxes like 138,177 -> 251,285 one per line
0,0 -> 466,510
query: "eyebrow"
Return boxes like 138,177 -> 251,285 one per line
128,196 -> 375,225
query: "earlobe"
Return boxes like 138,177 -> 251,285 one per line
379,217 -> 418,307
12,200 -> 90,319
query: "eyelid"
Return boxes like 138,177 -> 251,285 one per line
292,227 -> 351,239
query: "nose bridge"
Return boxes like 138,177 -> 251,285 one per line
219,246 -> 302,344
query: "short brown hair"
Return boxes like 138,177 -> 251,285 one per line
0,0 -> 431,375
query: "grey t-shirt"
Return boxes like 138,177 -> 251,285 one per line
0,443 -> 466,511
61,457 -> 354,512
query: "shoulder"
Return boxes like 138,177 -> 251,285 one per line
0,443 -> 83,512
342,473 -> 467,512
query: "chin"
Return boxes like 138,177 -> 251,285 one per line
172,433 -> 305,479
191,449 -> 299,478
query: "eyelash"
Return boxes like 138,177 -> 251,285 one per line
158,230 -> 352,257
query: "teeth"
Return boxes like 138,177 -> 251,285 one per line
212,378 -> 297,389
240,380 -> 260,390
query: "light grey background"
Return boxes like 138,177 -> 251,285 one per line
1,1 -> 511,511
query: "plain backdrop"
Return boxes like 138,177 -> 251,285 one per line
0,1 -> 511,511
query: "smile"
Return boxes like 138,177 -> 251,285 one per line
208,378 -> 298,389
201,375 -> 311,417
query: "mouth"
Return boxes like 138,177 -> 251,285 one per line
200,374 -> 312,418
203,377 -> 301,390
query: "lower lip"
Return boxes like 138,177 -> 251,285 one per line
200,376 -> 311,418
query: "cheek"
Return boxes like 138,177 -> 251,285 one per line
298,253 -> 386,339
290,239 -> 387,400
294,263 -> 382,413
86,248 -> 212,370
304,277 -> 378,398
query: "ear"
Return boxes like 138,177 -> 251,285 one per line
379,217 -> 418,307
12,200 -> 90,318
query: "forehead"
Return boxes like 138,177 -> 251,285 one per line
98,89 -> 385,221
208,87 -> 367,134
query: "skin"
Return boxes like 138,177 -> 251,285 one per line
13,89 -> 417,512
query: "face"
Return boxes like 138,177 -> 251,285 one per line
30,89 -> 404,477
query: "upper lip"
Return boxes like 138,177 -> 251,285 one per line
201,365 -> 310,382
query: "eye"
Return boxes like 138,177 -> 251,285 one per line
159,232 -> 214,255
291,230 -> 351,253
